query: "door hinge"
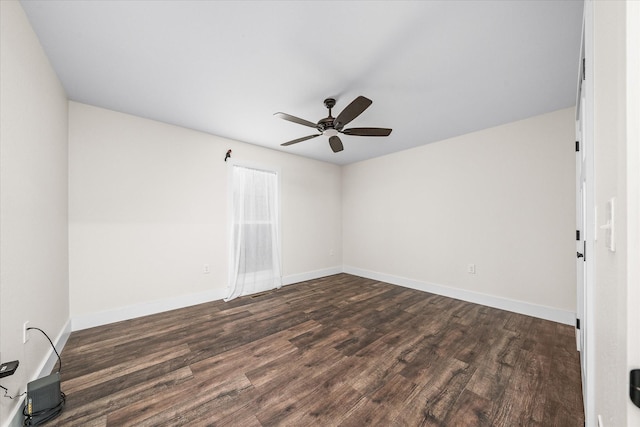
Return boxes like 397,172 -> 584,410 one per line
576,140 -> 580,152
576,318 -> 580,330
631,369 -> 640,408
576,230 -> 581,241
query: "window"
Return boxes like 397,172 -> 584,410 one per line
226,165 -> 281,300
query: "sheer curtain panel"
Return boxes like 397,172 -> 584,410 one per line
226,165 -> 281,301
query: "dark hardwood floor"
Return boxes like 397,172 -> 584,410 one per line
50,274 -> 583,426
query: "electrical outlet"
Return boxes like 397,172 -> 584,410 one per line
203,264 -> 210,274
23,321 -> 30,343
467,264 -> 476,274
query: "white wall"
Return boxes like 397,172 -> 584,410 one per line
0,1 -> 70,425
343,108 -> 576,322
68,103 -> 342,325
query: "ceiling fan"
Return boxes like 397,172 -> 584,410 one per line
274,96 -> 392,153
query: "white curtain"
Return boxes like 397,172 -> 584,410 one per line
226,165 -> 281,301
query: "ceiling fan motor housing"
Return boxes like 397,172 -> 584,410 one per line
318,116 -> 335,132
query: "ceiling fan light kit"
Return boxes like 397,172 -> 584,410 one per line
275,96 -> 392,153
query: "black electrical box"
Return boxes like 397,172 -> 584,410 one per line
25,373 -> 62,425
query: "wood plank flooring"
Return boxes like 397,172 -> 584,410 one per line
51,274 -> 584,426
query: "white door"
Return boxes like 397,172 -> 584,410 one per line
576,79 -> 587,396
575,22 -> 596,418
627,1 -> 640,423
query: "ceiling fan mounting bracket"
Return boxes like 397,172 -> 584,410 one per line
323,98 -> 336,109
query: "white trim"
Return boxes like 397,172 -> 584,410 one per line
582,2 -> 596,425
343,266 -> 576,326
70,266 -> 576,331
66,263 -> 578,332
36,319 -> 72,377
71,266 -> 344,331
70,268 -> 344,331
71,288 -> 227,331
282,267 -> 342,286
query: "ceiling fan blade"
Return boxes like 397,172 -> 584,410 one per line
281,134 -> 320,146
334,96 -> 372,129
329,136 -> 344,153
274,112 -> 318,129
341,127 -> 392,137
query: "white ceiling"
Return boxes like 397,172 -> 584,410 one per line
19,0 -> 584,165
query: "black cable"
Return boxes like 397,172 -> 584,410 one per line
21,327 -> 66,425
0,385 -> 26,400
26,327 -> 62,373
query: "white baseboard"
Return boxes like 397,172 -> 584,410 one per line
71,265 -> 574,331
37,319 -> 72,377
282,267 -> 343,286
71,267 -> 343,331
343,266 -> 576,326
71,288 -> 227,331
5,400 -> 23,427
